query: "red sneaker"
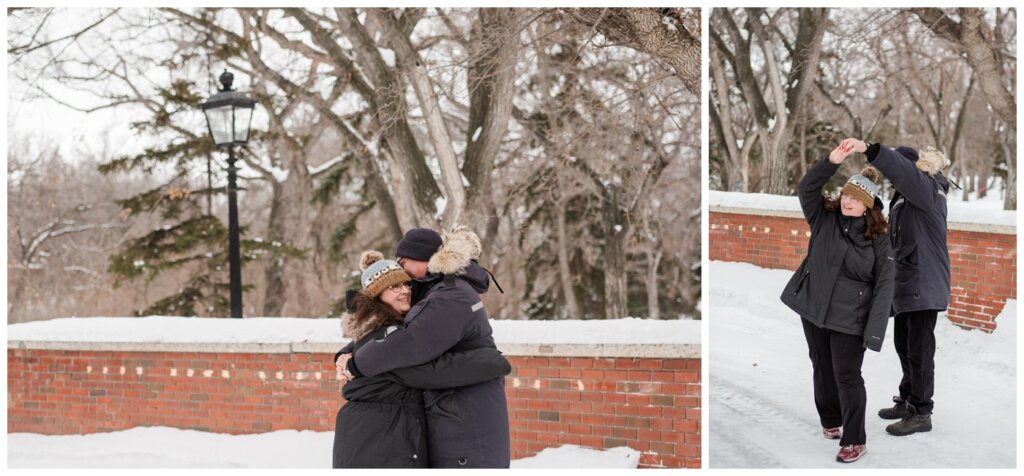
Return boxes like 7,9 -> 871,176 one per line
822,427 -> 842,439
836,444 -> 866,463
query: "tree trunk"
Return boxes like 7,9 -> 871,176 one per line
371,9 -> 467,228
555,198 -> 582,319
462,8 -> 520,241
646,248 -> 663,319
502,221 -> 526,319
1002,140 -> 1016,210
747,8 -> 827,194
324,9 -> 444,226
960,152 -> 969,202
7,269 -> 25,323
740,130 -> 754,193
709,42 -> 741,190
262,181 -> 288,316
602,191 -> 628,319
799,116 -> 807,180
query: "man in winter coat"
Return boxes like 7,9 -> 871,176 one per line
339,226 -> 511,468
846,138 -> 951,436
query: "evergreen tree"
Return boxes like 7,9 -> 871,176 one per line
101,77 -> 303,317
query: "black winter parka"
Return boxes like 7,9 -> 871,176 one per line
780,157 -> 895,351
866,143 -> 952,314
332,323 -> 511,468
348,228 -> 512,468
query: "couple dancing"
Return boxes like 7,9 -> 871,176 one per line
782,139 -> 950,463
331,226 -> 511,468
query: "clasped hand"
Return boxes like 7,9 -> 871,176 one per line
829,138 -> 868,164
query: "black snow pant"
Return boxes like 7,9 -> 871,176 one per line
801,318 -> 867,446
894,310 -> 937,415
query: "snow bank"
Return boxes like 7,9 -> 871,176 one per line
6,427 -> 639,468
512,444 -> 640,468
7,316 -> 699,345
709,261 -> 1016,468
710,190 -> 1016,229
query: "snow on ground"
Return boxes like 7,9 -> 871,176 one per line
6,316 -> 699,345
511,445 -> 639,468
710,190 -> 1016,228
6,427 -> 639,468
709,261 -> 1016,468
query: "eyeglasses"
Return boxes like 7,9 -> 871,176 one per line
387,282 -> 411,292
396,257 -> 407,266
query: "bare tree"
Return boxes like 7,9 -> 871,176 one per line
711,8 -> 828,194
711,8 -> 1016,210
9,7 -> 701,321
567,8 -> 701,96
909,8 -> 1016,132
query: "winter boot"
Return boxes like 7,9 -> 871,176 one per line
886,413 -> 932,436
878,396 -> 910,420
836,445 -> 866,463
822,427 -> 842,439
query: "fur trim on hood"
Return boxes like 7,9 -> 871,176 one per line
427,225 -> 482,276
342,292 -> 404,342
917,147 -> 946,176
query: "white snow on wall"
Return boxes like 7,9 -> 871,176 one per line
7,316 -> 700,345
710,190 -> 1016,228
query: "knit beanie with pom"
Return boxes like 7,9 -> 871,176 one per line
359,250 -> 411,298
842,166 -> 882,210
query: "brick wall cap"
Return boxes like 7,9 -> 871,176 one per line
710,191 -> 1016,235
8,317 -> 700,347
8,340 -> 699,358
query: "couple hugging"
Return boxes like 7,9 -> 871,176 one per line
331,226 -> 511,468
782,139 -> 951,463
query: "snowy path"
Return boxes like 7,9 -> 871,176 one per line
709,261 -> 1016,468
711,377 -> 827,468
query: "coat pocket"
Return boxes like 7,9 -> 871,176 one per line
425,389 -> 462,422
792,268 -> 810,296
855,287 -> 872,323
895,242 -> 917,266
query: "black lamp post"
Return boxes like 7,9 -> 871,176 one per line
201,69 -> 255,318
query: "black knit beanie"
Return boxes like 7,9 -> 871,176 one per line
394,228 -> 443,261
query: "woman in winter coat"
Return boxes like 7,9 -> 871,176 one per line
331,251 -> 512,468
780,141 -> 895,464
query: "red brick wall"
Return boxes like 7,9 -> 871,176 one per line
506,356 -> 701,469
946,230 -> 1018,330
710,210 -> 1016,332
7,348 -> 700,469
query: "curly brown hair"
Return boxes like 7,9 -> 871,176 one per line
343,292 -> 405,342
823,196 -> 889,240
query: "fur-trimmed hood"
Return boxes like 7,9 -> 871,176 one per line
916,147 -> 945,176
342,292 -> 404,342
428,226 -> 482,275
426,226 -> 489,293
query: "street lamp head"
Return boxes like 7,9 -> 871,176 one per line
202,69 -> 256,147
